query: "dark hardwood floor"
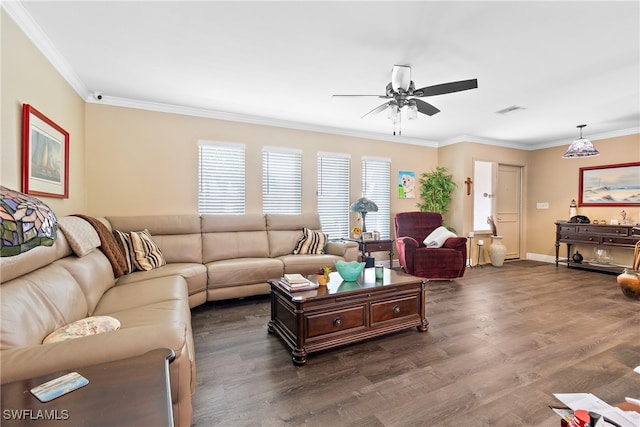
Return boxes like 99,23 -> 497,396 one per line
190,261 -> 640,426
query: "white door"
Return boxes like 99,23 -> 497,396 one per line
496,164 -> 522,260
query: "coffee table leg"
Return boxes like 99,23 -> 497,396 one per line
292,349 -> 307,365
267,320 -> 275,334
417,317 -> 429,332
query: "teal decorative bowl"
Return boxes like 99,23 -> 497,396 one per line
334,260 -> 365,281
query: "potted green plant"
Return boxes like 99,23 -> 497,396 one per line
417,166 -> 457,231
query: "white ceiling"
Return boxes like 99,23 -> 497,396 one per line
5,1 -> 640,149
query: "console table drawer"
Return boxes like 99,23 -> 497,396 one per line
562,233 -> 602,244
576,225 -> 629,236
601,236 -> 637,245
371,296 -> 419,324
306,306 -> 365,338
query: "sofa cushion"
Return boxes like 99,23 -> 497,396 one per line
279,254 -> 343,276
266,213 -> 323,257
293,227 -> 327,254
0,263 -> 88,350
206,258 -> 283,288
423,226 -> 457,248
57,216 -> 100,257
115,263 -> 207,308
43,316 -> 121,344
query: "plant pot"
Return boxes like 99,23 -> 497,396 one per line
488,236 -> 506,267
616,268 -> 640,300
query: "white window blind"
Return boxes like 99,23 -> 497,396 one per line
198,141 -> 245,214
263,147 -> 302,214
362,157 -> 391,239
317,152 -> 350,239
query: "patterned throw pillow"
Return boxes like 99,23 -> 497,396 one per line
43,316 -> 121,344
112,229 -> 166,272
112,229 -> 135,274
293,227 -> 327,255
129,229 -> 166,271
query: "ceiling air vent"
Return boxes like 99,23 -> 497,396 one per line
495,105 -> 526,115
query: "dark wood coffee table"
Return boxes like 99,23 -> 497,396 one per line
268,268 -> 428,365
1,348 -> 175,427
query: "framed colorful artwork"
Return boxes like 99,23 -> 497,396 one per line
22,104 -> 69,198
398,170 -> 416,199
578,162 -> 640,207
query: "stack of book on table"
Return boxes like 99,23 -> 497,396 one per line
280,274 -> 318,292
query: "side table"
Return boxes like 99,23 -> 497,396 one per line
349,238 -> 394,267
1,348 -> 175,427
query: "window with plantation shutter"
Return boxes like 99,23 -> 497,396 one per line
362,157 -> 391,239
317,152 -> 350,239
198,141 -> 245,214
262,147 -> 302,214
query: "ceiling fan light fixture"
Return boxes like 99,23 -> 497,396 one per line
391,65 -> 411,92
562,124 -> 600,158
407,102 -> 418,120
387,103 -> 399,123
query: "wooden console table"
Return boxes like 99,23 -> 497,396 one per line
1,348 -> 175,427
554,221 -> 640,274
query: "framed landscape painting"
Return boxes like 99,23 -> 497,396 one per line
578,162 -> 640,207
21,104 -> 69,198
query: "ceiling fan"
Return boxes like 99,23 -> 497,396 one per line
333,65 -> 478,123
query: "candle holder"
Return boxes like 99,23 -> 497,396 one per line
467,233 -> 474,268
476,240 -> 484,268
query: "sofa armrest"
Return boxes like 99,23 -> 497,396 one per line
443,236 -> 468,250
395,236 -> 420,274
326,240 -> 359,260
0,323 -> 188,385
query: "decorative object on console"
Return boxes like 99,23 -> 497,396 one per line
22,104 -> 70,198
350,197 -> 378,232
572,251 -> 584,264
0,186 -> 57,257
562,124 -> 599,158
334,260 -> 365,281
569,199 -> 577,218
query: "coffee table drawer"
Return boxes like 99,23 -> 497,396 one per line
306,306 -> 365,338
371,296 -> 419,324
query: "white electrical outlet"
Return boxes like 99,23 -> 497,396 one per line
536,202 -> 549,209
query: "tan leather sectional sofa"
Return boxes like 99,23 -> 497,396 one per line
0,212 -> 357,427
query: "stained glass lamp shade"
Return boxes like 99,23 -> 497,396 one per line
562,124 -> 600,158
350,197 -> 378,232
0,186 -> 58,257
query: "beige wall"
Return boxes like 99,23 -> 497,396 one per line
1,11 -> 86,215
528,133 -> 640,264
4,12 -> 639,265
85,104 -> 437,229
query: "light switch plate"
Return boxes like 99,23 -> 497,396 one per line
536,202 -> 549,209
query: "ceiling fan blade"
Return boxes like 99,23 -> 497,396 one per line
414,99 -> 440,116
414,79 -> 478,97
361,102 -> 390,119
332,94 -> 392,99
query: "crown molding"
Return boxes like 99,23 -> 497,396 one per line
2,0 -> 88,98
535,127 -> 640,150
88,95 -> 441,148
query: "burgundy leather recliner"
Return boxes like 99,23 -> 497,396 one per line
394,212 -> 467,280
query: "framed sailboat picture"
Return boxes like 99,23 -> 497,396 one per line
22,104 -> 69,198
